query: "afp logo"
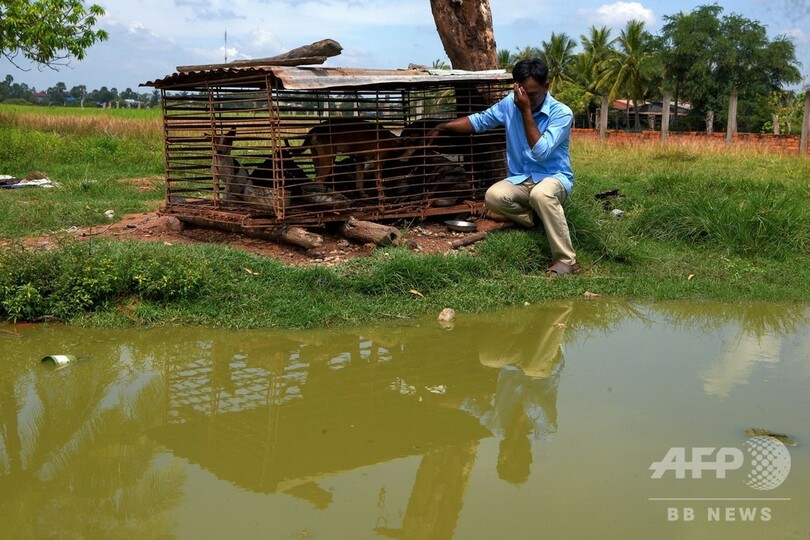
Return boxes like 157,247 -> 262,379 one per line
650,436 -> 791,490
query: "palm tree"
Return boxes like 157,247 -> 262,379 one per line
579,26 -> 617,135
513,45 -> 542,62
541,32 -> 578,94
597,20 -> 656,130
497,49 -> 515,70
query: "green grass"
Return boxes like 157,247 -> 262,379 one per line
1,107 -> 809,328
0,104 -> 164,236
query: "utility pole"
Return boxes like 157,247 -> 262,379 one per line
224,31 -> 228,63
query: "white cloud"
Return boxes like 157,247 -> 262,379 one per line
783,27 -> 809,44
250,29 -> 284,52
293,0 -> 430,27
578,1 -> 656,29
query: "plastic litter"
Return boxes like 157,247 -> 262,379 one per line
41,355 -> 76,366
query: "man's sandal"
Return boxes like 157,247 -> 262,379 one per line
546,261 -> 581,276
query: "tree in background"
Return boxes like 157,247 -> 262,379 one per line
512,45 -> 543,63
660,5 -> 723,129
69,84 -> 86,107
577,26 -> 616,135
763,90 -> 806,134
46,81 -> 66,105
661,5 -> 801,134
541,32 -> 577,94
714,13 -> 802,138
0,0 -> 108,69
597,20 -> 657,130
497,49 -> 515,70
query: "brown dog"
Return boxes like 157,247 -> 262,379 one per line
302,118 -> 413,197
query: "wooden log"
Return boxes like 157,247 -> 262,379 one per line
260,38 -> 342,62
177,56 -> 329,72
340,217 -> 401,246
450,231 -> 488,248
266,226 -> 323,249
450,222 -> 512,249
176,215 -> 322,249
177,39 -> 343,72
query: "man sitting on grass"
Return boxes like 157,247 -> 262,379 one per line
430,57 -> 579,276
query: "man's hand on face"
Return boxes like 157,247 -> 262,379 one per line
513,82 -> 532,113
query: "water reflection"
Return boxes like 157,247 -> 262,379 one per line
0,340 -> 182,538
474,301 -> 571,484
655,302 -> 808,397
1,300 -> 808,538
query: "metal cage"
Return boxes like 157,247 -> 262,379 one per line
144,66 -> 513,231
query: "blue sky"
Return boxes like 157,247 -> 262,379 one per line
2,0 -> 808,93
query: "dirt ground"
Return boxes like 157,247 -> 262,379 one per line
21,194 -> 509,267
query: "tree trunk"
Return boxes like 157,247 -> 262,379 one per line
429,0 -> 497,70
673,82 -> 679,130
772,114 -> 780,135
660,91 -> 671,141
800,91 -> 810,156
726,89 -> 738,144
706,110 -> 714,135
599,92 -> 609,140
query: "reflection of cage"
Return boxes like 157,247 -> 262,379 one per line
155,334 -> 491,495
143,66 -> 512,232
167,358 -> 302,422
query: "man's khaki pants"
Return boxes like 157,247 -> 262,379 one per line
484,177 -> 577,266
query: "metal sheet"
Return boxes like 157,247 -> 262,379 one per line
142,65 -> 511,90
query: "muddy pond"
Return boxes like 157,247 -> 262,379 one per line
1,300 -> 808,539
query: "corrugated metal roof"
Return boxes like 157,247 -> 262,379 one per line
142,65 -> 512,90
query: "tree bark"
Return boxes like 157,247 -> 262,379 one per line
599,92 -> 609,140
429,0 -> 498,70
706,110 -> 714,135
726,89 -> 738,144
340,217 -> 401,246
660,91 -> 671,141
801,91 -> 810,157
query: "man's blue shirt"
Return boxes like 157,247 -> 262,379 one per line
468,92 -> 574,195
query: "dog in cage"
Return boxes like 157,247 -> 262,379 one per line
210,128 -> 250,201
300,118 -> 417,198
250,147 -> 351,211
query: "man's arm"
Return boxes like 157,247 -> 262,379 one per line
435,116 -> 475,134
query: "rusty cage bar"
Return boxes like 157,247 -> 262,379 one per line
143,65 -> 513,232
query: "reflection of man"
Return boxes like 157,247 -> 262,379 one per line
476,302 -> 572,483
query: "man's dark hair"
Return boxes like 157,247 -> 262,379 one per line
512,58 -> 549,85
